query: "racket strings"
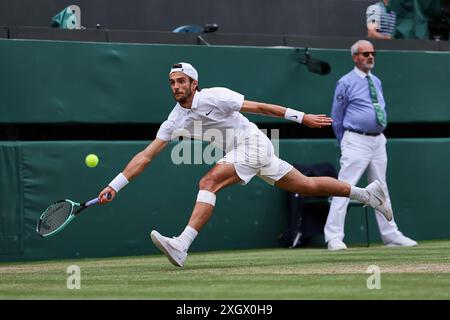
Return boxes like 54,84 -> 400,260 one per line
38,201 -> 73,235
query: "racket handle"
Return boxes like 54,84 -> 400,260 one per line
85,198 -> 99,206
85,193 -> 112,207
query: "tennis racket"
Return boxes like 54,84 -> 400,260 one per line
36,193 -> 111,238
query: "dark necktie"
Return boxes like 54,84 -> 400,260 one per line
367,75 -> 387,127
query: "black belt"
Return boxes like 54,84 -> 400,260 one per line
346,129 -> 381,136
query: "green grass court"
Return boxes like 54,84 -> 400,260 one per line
1,240 -> 449,299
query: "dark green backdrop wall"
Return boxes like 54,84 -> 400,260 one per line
1,39 -> 450,124
1,39 -> 449,262
1,139 -> 449,262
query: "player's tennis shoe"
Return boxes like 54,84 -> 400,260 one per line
327,238 -> 347,251
150,230 -> 187,267
364,180 -> 393,222
385,233 -> 418,247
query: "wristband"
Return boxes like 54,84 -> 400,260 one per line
108,173 -> 129,192
284,108 -> 304,124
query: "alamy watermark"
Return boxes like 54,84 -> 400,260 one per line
168,121 -> 280,167
66,265 -> 81,289
366,265 -> 381,289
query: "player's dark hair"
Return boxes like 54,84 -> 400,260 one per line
188,77 -> 200,91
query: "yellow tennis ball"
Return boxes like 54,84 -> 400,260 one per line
85,154 -> 99,168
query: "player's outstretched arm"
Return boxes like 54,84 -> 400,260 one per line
241,100 -> 332,128
99,138 -> 169,203
302,114 -> 333,128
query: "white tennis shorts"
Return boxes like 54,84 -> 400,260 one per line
218,123 -> 293,185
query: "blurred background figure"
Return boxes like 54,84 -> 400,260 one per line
389,0 -> 450,41
366,0 -> 396,39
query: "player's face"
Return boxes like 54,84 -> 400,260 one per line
169,72 -> 197,104
353,43 -> 376,73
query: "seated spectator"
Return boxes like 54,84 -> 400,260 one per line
366,0 -> 396,39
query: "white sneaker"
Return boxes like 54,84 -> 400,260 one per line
385,234 -> 418,247
327,238 -> 348,251
364,180 -> 393,222
150,230 -> 187,267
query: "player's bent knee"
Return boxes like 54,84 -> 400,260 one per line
198,175 -> 215,191
196,190 -> 216,206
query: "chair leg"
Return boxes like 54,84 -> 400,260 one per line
365,207 -> 370,247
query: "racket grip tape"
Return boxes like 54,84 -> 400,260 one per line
85,193 -> 112,207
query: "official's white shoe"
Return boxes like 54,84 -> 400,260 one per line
385,234 -> 418,247
364,180 -> 393,222
327,238 -> 348,251
150,230 -> 187,267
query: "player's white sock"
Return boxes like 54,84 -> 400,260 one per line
176,226 -> 198,251
349,186 -> 369,203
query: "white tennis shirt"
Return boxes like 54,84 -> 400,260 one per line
157,87 -> 253,152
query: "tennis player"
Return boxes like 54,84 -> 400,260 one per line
98,62 -> 392,267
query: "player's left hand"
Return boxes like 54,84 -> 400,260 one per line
302,114 -> 333,128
